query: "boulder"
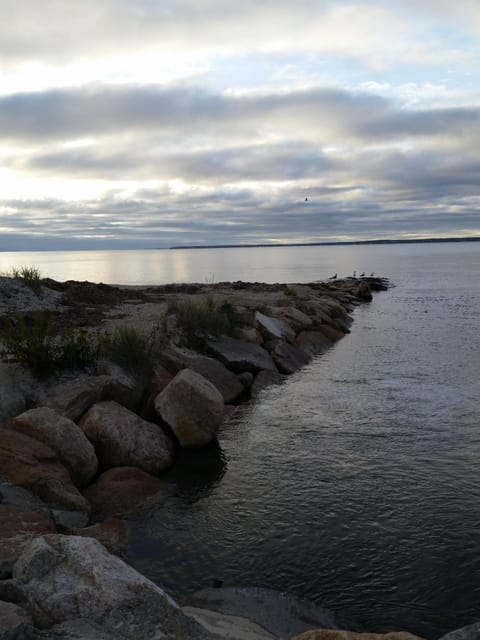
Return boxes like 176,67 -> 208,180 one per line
255,311 -> 296,342
352,281 -> 373,301
207,336 -> 277,373
316,296 -> 349,317
158,346 -> 244,403
183,605 -> 275,639
291,631 -> 423,640
0,601 -> 33,633
98,360 -> 144,411
250,370 -> 284,399
295,331 -> 332,356
83,467 -> 171,518
0,380 -> 26,422
439,623 -> 480,640
154,369 -> 224,447
0,475 -> 51,521
0,426 -> 90,528
13,535 -> 215,639
79,401 -> 174,474
271,341 -> 311,374
9,407 -> 98,488
278,307 -> 313,332
68,518 -> 129,557
236,326 -> 262,344
37,374 -> 112,421
237,371 -> 254,389
0,504 -> 56,578
318,325 -> 345,342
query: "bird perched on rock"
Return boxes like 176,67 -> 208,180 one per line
329,273 -> 337,280
353,270 -> 356,277
360,271 -> 365,277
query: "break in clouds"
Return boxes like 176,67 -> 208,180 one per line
0,0 -> 479,249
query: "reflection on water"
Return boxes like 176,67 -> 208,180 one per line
128,243 -> 480,639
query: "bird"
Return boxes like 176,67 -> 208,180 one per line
353,270 -> 356,277
360,271 -> 365,277
370,272 -> 375,277
304,197 -> 308,202
329,273 -> 337,280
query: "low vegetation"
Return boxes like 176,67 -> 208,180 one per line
166,294 -> 235,345
98,325 -> 157,375
9,265 -> 43,297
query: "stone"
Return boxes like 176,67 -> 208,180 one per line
0,504 -> 56,578
0,426 -> 90,528
83,467 -> 171,518
278,307 -> 313,332
439,623 -> 480,640
271,341 -> 311,374
13,535 -> 215,639
38,374 -> 112,421
0,600 -> 33,632
318,325 -> 345,342
98,360 -> 144,411
154,369 -> 224,447
207,336 -> 277,374
0,380 -> 26,422
255,311 -> 296,342
185,586 -> 338,639
237,371 -> 254,389
183,605 -> 275,639
291,631 -> 424,640
352,281 -> 373,301
316,296 -> 349,317
9,407 -> 98,488
295,331 -> 332,356
158,346 -> 244,403
250,370 -> 284,398
236,326 -> 262,344
0,475 -> 51,521
68,518 -> 129,557
79,400 -> 174,474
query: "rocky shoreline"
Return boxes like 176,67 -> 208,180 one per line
0,274 -> 476,639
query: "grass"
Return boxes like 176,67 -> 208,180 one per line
98,325 -> 155,375
0,312 -> 96,376
167,294 -> 236,345
6,265 -> 43,297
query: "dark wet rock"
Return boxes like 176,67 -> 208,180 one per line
271,341 -> 311,374
83,466 -> 171,519
0,476 -> 51,521
438,622 -> 480,640
154,369 -> 224,447
0,505 -> 56,578
207,336 -> 277,374
9,408 -> 98,488
79,401 -> 174,474
0,426 -> 90,528
295,331 -> 332,356
12,535 -> 215,639
277,307 -> 313,332
237,371 -> 254,389
318,324 -> 345,342
0,600 -> 33,634
352,281 -> 373,301
68,518 -> 129,557
97,360 -> 144,411
250,370 -> 284,398
291,632 -> 423,640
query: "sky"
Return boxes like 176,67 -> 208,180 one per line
1,0 -> 479,250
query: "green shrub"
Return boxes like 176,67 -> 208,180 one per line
98,325 -> 152,374
167,295 -> 235,344
10,265 -> 43,297
0,312 -> 96,376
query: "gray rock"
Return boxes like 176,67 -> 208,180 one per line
37,375 -> 112,421
0,476 -> 51,521
250,370 -> 284,399
158,346 -> 243,403
79,401 -> 174,474
0,382 -> 26,423
277,307 -> 313,333
184,586 -> 338,639
439,622 -> 480,640
97,360 -> 144,411
0,600 -> 33,634
9,408 -> 98,488
255,311 -> 296,343
183,605 -> 275,639
271,341 -> 311,374
13,535 -> 215,639
155,369 -> 225,447
237,371 -> 254,389
294,331 -> 332,357
207,337 -> 277,374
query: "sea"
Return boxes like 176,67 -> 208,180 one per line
2,242 -> 479,638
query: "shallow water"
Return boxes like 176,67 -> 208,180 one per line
126,242 -> 480,638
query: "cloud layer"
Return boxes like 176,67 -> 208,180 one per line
0,0 -> 479,249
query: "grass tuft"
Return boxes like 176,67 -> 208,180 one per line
9,265 -> 43,297
98,325 -> 153,375
167,294 -> 235,345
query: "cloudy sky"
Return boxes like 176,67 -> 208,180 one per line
1,0 -> 479,250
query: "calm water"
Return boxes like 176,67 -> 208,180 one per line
4,242 -> 479,637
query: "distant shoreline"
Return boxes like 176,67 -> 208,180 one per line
169,236 -> 480,250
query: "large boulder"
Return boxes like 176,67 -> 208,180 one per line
79,401 -> 174,474
0,379 -> 26,422
97,360 -> 144,411
12,535 -> 216,639
37,375 -> 112,421
0,601 -> 33,634
207,336 -> 277,374
295,331 -> 332,356
318,325 -> 345,342
278,307 -> 313,333
158,346 -> 244,403
154,369 -> 224,447
271,341 -> 311,374
0,426 -> 90,528
0,504 -> 56,578
9,407 -> 98,488
83,467 -> 171,518
439,623 -> 480,640
255,311 -> 296,343
68,518 -> 129,557
250,370 -> 284,399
